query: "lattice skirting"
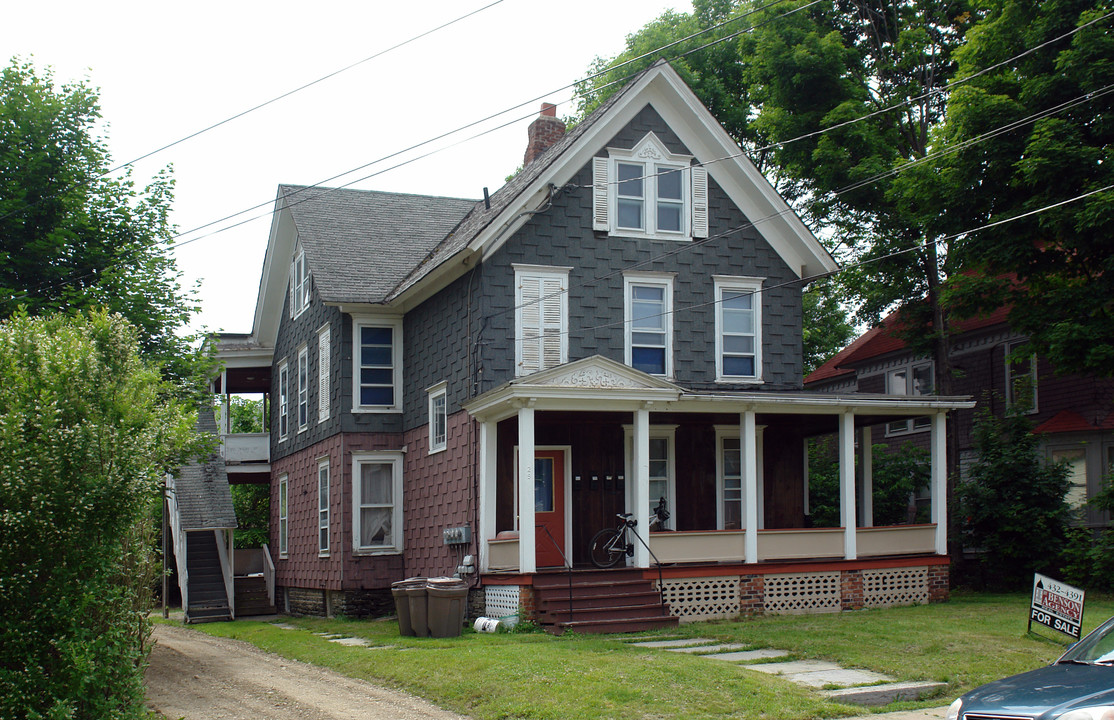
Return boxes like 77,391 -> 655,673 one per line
659,576 -> 741,622
484,585 -> 521,619
764,571 -> 841,614
862,566 -> 929,608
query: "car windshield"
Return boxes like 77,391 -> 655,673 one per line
1061,617 -> 1114,665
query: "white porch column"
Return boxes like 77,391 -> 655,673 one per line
478,420 -> 498,573
517,406 -> 536,574
631,407 -> 651,568
931,411 -> 947,555
839,410 -> 857,560
861,426 -> 873,528
742,409 -> 759,564
220,370 -> 230,435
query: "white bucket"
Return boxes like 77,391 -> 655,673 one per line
473,617 -> 502,633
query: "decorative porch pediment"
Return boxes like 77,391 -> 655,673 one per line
512,355 -> 682,391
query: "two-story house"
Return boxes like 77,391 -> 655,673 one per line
213,61 -> 973,631
805,306 -> 1114,531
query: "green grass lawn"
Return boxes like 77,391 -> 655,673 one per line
179,591 -> 1114,720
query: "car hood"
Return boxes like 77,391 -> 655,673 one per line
961,664 -> 1114,718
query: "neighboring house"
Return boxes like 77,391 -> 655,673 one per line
213,61 -> 972,631
805,306 -> 1114,530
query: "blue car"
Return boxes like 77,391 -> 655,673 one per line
947,615 -> 1114,720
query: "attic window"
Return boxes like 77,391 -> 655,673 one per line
291,249 -> 309,318
593,132 -> 708,241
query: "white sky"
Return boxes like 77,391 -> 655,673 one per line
2,0 -> 689,335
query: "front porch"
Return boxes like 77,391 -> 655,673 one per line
465,356 -> 972,625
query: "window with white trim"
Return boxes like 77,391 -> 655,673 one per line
514,265 -> 569,376
428,382 -> 447,453
277,360 -> 289,440
1005,340 -> 1038,414
290,249 -> 309,318
318,324 -> 331,422
714,276 -> 763,382
885,361 -> 934,435
593,132 -> 708,240
1051,447 -> 1088,511
297,345 -> 308,431
624,274 -> 673,377
278,473 -> 288,557
624,425 -> 677,529
317,459 -> 330,556
352,452 -> 404,553
715,426 -> 765,530
352,316 -> 403,411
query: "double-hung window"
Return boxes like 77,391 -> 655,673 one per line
1005,340 -> 1038,413
317,459 -> 330,556
277,360 -> 289,440
514,265 -> 569,376
352,452 -> 403,553
297,345 -> 308,431
885,361 -> 934,435
624,273 -> 673,377
353,316 -> 403,412
428,382 -> 447,453
291,249 -> 309,318
715,425 -> 765,530
624,425 -> 677,528
593,132 -> 708,240
278,473 -> 289,557
714,276 -> 763,382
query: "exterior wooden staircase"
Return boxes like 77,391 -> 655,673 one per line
185,532 -> 233,622
532,568 -> 679,634
234,576 -> 276,616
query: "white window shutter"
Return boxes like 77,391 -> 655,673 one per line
519,276 -> 542,374
592,156 -> 609,231
289,260 -> 296,318
539,276 -> 566,369
691,166 -> 709,238
318,327 -> 331,422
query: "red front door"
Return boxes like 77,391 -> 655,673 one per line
533,450 -> 566,568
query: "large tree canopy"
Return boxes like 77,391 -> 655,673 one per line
0,59 -> 202,387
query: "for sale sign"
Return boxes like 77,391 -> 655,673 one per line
1030,574 -> 1085,639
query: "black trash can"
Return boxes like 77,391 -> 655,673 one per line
425,577 -> 469,638
391,577 -> 426,637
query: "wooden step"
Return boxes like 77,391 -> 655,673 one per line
554,615 -> 680,635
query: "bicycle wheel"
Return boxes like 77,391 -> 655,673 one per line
589,528 -> 625,568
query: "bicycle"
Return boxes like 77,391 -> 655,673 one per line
589,497 -> 670,568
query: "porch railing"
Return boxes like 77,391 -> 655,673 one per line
164,477 -> 189,612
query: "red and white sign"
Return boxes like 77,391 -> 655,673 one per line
1031,573 -> 1085,639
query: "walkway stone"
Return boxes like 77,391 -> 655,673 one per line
629,638 -> 716,649
329,637 -> 372,647
702,648 -> 789,662
746,659 -> 842,675
666,643 -> 750,654
824,681 -> 949,706
787,667 -> 892,688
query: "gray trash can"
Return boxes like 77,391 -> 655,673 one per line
391,578 -> 426,636
425,577 -> 468,638
404,580 -> 430,638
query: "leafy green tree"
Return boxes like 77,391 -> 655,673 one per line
0,311 -> 195,719
935,0 -> 1114,376
0,59 -> 204,391
220,396 -> 270,547
807,439 -> 929,527
955,408 -> 1071,590
802,278 -> 856,375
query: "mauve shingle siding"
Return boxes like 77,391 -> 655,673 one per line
279,185 -> 476,305
474,105 -> 804,394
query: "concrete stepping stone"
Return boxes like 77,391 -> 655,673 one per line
823,680 -> 948,706
270,623 -> 298,630
703,648 -> 790,662
667,643 -> 751,654
788,667 -> 893,688
328,637 -> 371,647
630,638 -> 716,649
745,659 -> 842,675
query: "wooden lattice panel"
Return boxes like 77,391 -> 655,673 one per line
862,566 -> 929,608
658,576 -> 741,622
484,585 -> 521,619
764,571 -> 841,614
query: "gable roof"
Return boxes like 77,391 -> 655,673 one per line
279,184 -> 476,305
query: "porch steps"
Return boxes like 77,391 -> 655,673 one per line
234,576 -> 276,616
531,568 -> 678,635
185,532 -> 232,623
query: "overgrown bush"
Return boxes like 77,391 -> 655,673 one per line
807,437 -> 928,527
0,312 -> 195,719
955,408 -> 1071,590
1061,474 -> 1114,592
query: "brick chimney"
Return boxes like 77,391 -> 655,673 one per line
523,103 -> 566,166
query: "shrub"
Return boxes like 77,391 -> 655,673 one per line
0,312 -> 194,719
807,438 -> 928,527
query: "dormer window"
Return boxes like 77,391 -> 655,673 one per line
290,248 -> 309,318
593,132 -> 708,241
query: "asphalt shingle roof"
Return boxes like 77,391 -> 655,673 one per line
174,410 -> 237,531
279,185 -> 477,305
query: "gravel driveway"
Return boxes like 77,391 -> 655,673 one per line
145,623 -> 469,720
